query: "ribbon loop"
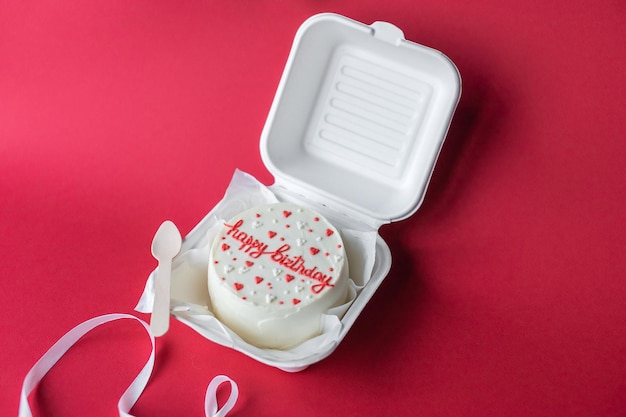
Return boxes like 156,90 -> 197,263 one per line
205,375 -> 239,417
18,313 -> 239,417
18,314 -> 155,417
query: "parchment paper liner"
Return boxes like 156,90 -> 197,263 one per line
136,170 -> 381,371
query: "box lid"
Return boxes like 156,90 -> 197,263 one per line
260,13 -> 461,225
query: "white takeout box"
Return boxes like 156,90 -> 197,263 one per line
138,13 -> 460,372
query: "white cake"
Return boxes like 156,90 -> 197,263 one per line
207,202 -> 349,349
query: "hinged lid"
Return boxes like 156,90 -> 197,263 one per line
260,13 -> 461,224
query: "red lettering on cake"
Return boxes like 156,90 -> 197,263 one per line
311,276 -> 334,294
270,244 -> 291,263
269,245 -> 335,294
223,219 -> 270,258
220,216 -> 341,296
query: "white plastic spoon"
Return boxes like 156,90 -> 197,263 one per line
150,220 -> 182,337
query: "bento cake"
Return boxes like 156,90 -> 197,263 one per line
207,202 -> 348,349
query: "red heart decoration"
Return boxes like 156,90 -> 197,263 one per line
233,282 -> 244,291
221,243 -> 230,251
285,274 -> 295,283
283,210 -> 292,218
292,298 -> 301,305
268,231 -> 277,239
309,247 -> 320,256
254,276 -> 264,284
325,229 -> 334,237
245,260 -> 254,267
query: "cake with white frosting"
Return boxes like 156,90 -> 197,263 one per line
207,202 -> 348,349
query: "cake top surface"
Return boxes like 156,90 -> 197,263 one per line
210,202 -> 346,308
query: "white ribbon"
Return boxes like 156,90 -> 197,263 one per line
18,313 -> 238,417
205,375 -> 240,417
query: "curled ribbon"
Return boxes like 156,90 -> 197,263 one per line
18,313 -> 239,417
205,375 -> 239,417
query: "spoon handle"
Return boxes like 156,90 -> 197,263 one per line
151,258 -> 172,336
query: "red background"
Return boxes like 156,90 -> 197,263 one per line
2,1 -> 626,416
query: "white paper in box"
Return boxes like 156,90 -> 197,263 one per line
136,13 -> 461,372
